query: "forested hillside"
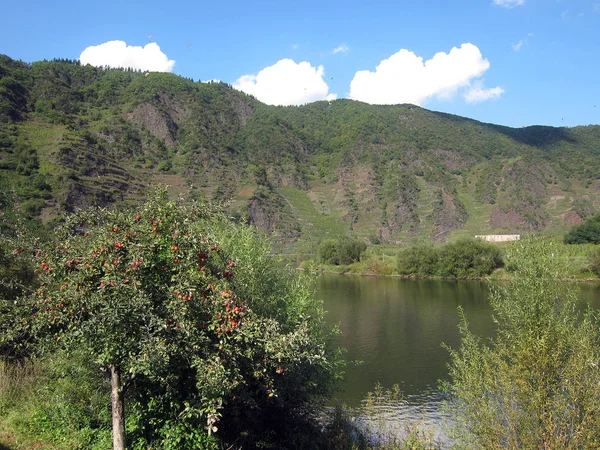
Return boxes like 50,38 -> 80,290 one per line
1,54 -> 599,253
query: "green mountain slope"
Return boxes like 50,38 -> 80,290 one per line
1,55 -> 599,251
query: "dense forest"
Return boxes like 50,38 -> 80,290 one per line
1,54 -> 599,254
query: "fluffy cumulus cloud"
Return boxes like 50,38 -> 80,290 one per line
349,43 -> 502,105
464,80 -> 504,104
79,40 -> 175,72
233,59 -> 336,106
493,0 -> 525,7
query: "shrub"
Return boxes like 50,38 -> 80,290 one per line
588,246 -> 600,277
338,238 -> 367,265
318,239 -> 339,265
396,245 -> 439,277
318,237 -> 367,266
397,239 -> 503,278
445,239 -> 600,448
564,215 -> 600,244
438,238 -> 503,279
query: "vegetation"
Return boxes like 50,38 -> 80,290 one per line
564,214 -> 600,244
2,52 -> 600,448
1,191 -> 341,449
0,54 -> 599,253
318,237 -> 367,266
588,246 -> 600,278
396,238 -> 504,279
445,238 -> 600,448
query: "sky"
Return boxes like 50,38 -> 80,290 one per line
1,0 -> 599,128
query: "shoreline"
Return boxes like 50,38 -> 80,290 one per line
301,267 -> 600,283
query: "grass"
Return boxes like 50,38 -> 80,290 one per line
0,356 -> 112,450
448,178 -> 494,240
278,186 -> 349,256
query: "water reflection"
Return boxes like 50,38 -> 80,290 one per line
318,275 -> 600,444
319,275 -> 494,406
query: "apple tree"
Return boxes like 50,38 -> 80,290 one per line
6,190 -> 340,449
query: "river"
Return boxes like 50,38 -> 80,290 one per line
318,275 -> 600,443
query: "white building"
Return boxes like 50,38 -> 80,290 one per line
475,234 -> 521,242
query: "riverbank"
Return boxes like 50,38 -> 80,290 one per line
303,237 -> 599,283
306,267 -> 600,283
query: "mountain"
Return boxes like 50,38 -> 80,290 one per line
1,54 -> 599,254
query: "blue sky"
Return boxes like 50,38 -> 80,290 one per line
1,0 -> 599,128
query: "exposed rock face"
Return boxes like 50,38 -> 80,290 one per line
390,203 -> 416,231
563,211 -> 583,226
128,104 -> 178,147
431,189 -> 467,242
247,198 -> 278,233
490,208 -> 524,229
156,93 -> 191,124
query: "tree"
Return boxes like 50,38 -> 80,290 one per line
4,190 -> 339,449
396,244 -> 439,276
318,237 -> 367,266
437,238 -> 504,279
564,215 -> 600,244
445,238 -> 600,448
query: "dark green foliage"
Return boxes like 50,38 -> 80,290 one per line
396,245 -> 439,277
564,215 -> 600,244
437,238 -> 504,278
318,237 -> 367,265
397,239 -> 503,278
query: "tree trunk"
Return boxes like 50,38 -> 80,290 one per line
110,364 -> 126,450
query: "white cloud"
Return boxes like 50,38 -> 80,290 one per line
493,0 -> 525,7
333,44 -> 349,54
594,2 -> 600,13
79,40 -> 175,72
512,40 -> 524,51
348,43 -> 502,105
233,59 -> 337,106
464,80 -> 504,104
512,33 -> 534,51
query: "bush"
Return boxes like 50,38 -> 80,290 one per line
396,245 -> 439,277
318,237 -> 367,266
397,239 -> 503,279
564,215 -> 600,244
318,239 -> 339,265
445,239 -> 600,448
588,246 -> 600,277
438,238 -> 504,279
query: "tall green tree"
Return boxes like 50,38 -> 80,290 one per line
445,238 -> 600,449
3,190 -> 339,449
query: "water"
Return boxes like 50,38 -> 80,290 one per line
318,275 -> 600,442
